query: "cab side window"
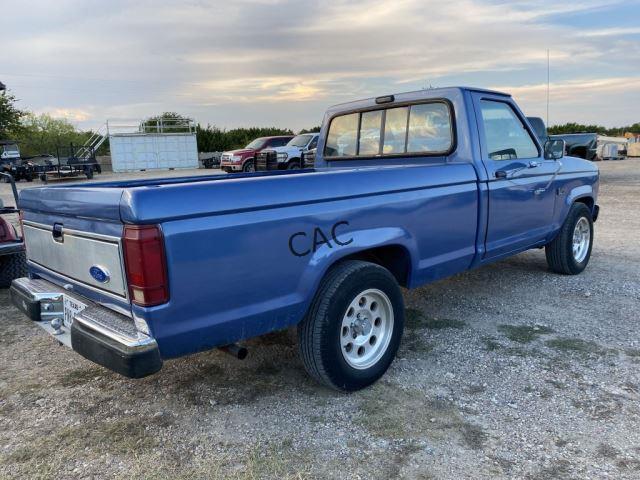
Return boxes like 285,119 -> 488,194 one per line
479,100 -> 538,160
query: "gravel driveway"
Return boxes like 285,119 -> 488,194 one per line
1,161 -> 639,479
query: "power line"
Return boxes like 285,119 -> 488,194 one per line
546,49 -> 550,127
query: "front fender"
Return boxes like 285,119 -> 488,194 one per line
566,184 -> 594,208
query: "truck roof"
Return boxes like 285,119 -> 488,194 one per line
327,86 -> 510,112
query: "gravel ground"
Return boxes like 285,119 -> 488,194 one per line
0,161 -> 639,479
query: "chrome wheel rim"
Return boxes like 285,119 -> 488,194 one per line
340,289 -> 394,370
572,217 -> 590,263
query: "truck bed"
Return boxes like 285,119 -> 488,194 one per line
19,164 -> 477,223
19,162 -> 480,358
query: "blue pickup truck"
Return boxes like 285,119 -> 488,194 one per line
10,87 -> 599,391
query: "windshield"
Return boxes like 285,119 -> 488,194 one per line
2,144 -> 19,153
245,138 -> 266,149
287,134 -> 313,147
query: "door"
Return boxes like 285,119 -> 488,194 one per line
473,95 -> 559,259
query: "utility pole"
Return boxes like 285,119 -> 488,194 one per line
546,49 -> 550,127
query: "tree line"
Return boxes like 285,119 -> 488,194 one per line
548,122 -> 640,136
3,90 -> 637,157
1,97 -> 320,156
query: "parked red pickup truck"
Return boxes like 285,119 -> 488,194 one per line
220,136 -> 293,173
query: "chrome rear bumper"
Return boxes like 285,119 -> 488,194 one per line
10,277 -> 162,378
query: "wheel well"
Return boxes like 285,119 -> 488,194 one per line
288,157 -> 301,165
574,196 -> 594,212
340,245 -> 411,287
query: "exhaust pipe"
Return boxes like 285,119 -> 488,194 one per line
219,344 -> 248,360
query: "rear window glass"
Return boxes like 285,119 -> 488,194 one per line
324,101 -> 453,158
325,113 -> 358,157
383,107 -> 409,154
407,103 -> 452,153
358,110 -> 383,156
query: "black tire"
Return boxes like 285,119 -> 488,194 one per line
287,160 -> 301,170
298,260 -> 404,391
39,174 -> 47,182
0,252 -> 28,288
545,203 -> 593,275
243,159 -> 255,173
85,168 -> 94,179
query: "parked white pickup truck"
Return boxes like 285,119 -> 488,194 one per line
256,133 -> 319,170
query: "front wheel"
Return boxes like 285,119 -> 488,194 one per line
545,203 -> 593,275
287,160 -> 301,170
243,159 -> 255,173
298,260 -> 404,391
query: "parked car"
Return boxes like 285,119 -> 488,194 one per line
200,152 -> 222,169
10,87 -> 599,391
255,133 -> 319,170
0,173 -> 27,287
550,133 -> 628,161
220,136 -> 293,173
0,141 -> 35,182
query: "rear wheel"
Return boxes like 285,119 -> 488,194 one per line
298,260 -> 404,391
0,252 -> 27,288
545,203 -> 593,275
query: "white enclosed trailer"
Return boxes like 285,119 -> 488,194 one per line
107,118 -> 199,172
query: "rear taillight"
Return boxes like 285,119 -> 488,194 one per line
123,225 -> 169,307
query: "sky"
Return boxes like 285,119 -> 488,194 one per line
2,0 -> 639,131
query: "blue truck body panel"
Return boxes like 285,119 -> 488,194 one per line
17,87 -> 599,362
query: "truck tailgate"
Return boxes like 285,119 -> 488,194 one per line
23,222 -> 128,298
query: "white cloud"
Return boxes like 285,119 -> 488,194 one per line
1,0 -> 637,129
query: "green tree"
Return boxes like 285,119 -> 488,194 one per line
298,126 -> 321,134
548,122 -> 640,136
0,90 -> 26,139
196,124 -> 293,152
142,112 -> 192,133
13,113 -> 93,157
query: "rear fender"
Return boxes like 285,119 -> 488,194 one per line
296,226 -> 416,314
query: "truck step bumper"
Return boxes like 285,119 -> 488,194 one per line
10,277 -> 162,378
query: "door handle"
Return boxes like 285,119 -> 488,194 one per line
495,170 -> 508,179
528,161 -> 540,168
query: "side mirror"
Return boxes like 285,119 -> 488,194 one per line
544,138 -> 565,160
